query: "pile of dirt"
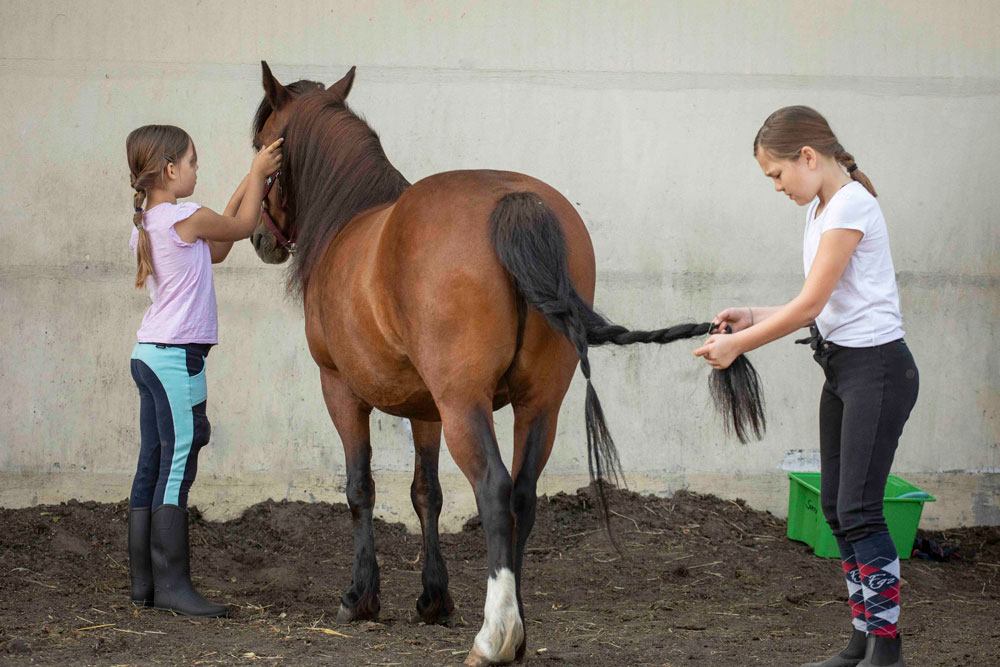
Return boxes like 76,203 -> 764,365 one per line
1,487 -> 997,665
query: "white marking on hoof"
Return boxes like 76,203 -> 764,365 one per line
472,568 -> 523,664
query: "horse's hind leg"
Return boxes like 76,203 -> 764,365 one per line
319,370 -> 381,623
408,418 -> 454,625
439,405 -> 523,667
509,406 -> 559,661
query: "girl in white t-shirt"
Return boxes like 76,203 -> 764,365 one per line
694,106 -> 918,667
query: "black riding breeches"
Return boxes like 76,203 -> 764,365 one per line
813,337 -> 919,544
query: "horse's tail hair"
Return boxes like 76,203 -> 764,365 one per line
490,194 -> 766,502
490,192 -> 622,540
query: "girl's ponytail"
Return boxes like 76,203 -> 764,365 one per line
133,186 -> 155,289
125,125 -> 192,289
754,106 -> 877,198
833,146 -> 877,198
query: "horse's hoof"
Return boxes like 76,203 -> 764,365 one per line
409,609 -> 455,626
409,609 -> 456,628
463,644 -> 493,667
336,603 -> 355,623
410,611 -> 445,625
336,602 -> 378,624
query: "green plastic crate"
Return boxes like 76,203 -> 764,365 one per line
786,472 -> 935,559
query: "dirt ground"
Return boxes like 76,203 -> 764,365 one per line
1,486 -> 997,666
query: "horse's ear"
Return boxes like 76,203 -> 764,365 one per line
261,60 -> 291,108
328,66 -> 356,101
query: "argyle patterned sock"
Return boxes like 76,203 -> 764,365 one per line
836,537 -> 867,632
853,532 -> 900,638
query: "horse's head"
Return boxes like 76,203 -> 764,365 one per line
250,61 -> 355,263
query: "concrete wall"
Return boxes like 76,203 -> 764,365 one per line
2,1 -> 997,532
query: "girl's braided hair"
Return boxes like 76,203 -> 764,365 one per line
125,125 -> 193,288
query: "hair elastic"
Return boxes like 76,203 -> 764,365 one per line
134,222 -> 144,230
134,206 -> 143,212
847,164 -> 858,173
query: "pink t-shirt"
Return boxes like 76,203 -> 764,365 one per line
130,202 -> 218,344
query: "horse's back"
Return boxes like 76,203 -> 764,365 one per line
386,169 -> 595,298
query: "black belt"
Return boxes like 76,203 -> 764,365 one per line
795,325 -> 834,352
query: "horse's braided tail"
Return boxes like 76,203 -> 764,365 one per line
489,193 -> 766,519
490,192 -> 622,538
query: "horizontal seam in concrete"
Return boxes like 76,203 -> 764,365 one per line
601,270 -> 1000,290
1,264 -> 997,289
2,59 -> 999,97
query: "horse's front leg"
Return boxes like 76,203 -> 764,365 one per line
319,369 -> 380,622
408,418 -> 455,625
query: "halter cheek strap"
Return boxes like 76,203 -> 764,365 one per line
260,171 -> 296,252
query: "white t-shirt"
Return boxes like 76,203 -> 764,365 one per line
803,181 -> 904,347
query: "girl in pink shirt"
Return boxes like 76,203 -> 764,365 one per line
125,124 -> 282,617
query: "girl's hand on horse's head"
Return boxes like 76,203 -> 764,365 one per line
251,138 -> 284,178
712,307 -> 753,334
693,333 -> 741,370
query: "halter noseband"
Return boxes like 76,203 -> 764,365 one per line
260,171 -> 296,252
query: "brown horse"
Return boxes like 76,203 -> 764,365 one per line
249,62 -> 763,666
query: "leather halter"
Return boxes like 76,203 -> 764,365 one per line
260,171 -> 296,252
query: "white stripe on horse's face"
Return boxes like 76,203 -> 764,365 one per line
473,568 -> 523,663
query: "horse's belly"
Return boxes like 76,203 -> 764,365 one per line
339,359 -> 436,418
372,389 -> 441,421
354,374 -> 512,422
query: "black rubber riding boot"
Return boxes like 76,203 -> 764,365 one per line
801,628 -> 869,667
858,634 -> 904,667
128,507 -> 154,606
150,504 -> 228,617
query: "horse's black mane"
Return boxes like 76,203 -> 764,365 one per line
278,89 -> 410,295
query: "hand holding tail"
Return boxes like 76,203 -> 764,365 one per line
694,332 -> 743,370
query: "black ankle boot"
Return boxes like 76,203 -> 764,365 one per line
858,634 -> 904,667
801,628 -> 869,667
150,504 -> 228,617
128,507 -> 154,606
